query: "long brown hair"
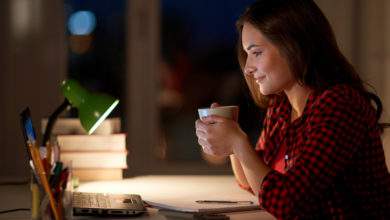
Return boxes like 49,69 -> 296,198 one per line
236,0 -> 386,126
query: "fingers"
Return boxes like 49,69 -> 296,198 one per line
197,137 -> 208,148
203,146 -> 217,156
196,130 -> 212,152
198,135 -> 230,157
195,115 -> 232,157
198,138 -> 216,156
201,143 -> 227,157
195,120 -> 210,147
201,115 -> 226,124
198,140 -> 216,156
195,129 -> 207,140
210,102 -> 220,108
195,119 -> 209,132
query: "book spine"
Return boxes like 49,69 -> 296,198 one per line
57,134 -> 126,152
60,152 -> 127,168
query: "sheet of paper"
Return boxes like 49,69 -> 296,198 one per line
76,175 -> 260,213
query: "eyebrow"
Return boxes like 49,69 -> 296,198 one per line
246,44 -> 261,51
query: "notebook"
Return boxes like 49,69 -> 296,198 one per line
146,199 -> 259,214
20,107 -> 146,217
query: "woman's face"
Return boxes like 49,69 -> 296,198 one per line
242,22 -> 295,95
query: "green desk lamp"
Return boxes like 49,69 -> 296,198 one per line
42,79 -> 119,146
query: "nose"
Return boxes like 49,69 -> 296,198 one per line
244,64 -> 256,77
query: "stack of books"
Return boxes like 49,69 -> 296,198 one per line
41,118 -> 127,181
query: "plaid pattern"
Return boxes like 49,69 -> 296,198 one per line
256,84 -> 390,219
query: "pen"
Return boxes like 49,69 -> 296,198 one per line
28,142 -> 61,220
195,200 -> 254,205
46,141 -> 52,172
50,161 -> 63,187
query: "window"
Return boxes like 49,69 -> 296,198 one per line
152,0 -> 263,173
64,0 -> 263,175
65,0 -> 125,119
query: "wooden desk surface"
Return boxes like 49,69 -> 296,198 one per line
0,175 -> 275,219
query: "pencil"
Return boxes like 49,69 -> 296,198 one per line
28,142 -> 61,220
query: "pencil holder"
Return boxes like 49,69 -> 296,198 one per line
39,187 -> 73,220
31,174 -> 41,220
31,161 -> 74,220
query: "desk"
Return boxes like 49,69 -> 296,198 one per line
0,175 -> 275,219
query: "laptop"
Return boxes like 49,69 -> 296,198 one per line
72,192 -> 146,216
20,107 -> 146,217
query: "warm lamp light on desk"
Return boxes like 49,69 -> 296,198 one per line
42,79 -> 120,146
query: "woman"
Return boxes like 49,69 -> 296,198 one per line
195,0 -> 390,219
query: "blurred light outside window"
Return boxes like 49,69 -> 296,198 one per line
68,11 -> 96,35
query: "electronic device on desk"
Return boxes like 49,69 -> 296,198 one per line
72,192 -> 146,217
20,107 -> 146,218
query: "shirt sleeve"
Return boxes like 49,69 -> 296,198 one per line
258,89 -> 371,218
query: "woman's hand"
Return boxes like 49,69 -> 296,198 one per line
195,103 -> 248,157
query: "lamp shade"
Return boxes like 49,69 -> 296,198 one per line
61,79 -> 119,134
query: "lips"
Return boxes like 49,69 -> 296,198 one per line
255,76 -> 266,84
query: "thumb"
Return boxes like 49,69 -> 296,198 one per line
210,102 -> 220,108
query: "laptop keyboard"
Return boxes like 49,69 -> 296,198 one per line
73,192 -> 110,208
73,192 -> 146,216
73,192 -> 139,209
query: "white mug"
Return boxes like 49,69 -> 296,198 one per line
198,105 -> 239,121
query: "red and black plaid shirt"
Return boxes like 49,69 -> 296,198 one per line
256,84 -> 390,219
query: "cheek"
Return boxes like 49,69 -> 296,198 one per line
258,53 -> 281,74
269,66 -> 294,90
268,55 -> 293,82
257,56 -> 272,72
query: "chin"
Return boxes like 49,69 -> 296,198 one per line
259,81 -> 284,95
259,87 -> 272,95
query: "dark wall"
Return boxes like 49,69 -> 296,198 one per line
0,0 -> 66,180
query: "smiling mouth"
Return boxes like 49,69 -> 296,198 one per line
255,76 -> 266,84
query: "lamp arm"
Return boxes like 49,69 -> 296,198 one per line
42,99 -> 70,146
